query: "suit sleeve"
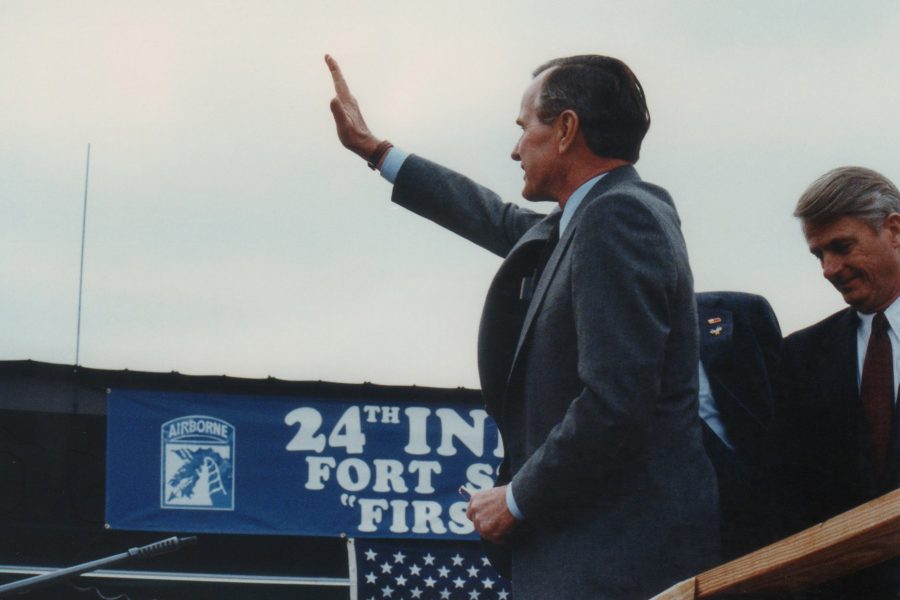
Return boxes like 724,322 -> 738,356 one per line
391,155 -> 544,257
511,191 -> 686,516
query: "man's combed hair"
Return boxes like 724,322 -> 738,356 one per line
795,166 -> 900,229
533,55 -> 651,163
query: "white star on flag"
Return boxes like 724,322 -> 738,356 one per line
352,539 -> 511,600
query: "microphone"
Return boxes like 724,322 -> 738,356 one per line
128,535 -> 198,559
0,536 -> 199,598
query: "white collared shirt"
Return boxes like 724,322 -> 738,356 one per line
560,173 -> 606,235
697,362 -> 733,449
856,296 -> 900,404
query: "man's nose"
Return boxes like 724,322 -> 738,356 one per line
821,254 -> 842,279
511,141 -> 521,162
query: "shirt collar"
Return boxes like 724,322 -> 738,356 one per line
560,173 -> 606,235
856,295 -> 900,336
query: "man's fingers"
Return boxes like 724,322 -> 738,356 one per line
324,54 -> 379,158
324,54 -> 352,99
329,97 -> 347,125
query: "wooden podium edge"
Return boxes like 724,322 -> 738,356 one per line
651,488 -> 900,599
649,577 -> 697,600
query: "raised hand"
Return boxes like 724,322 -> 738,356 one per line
325,54 -> 382,161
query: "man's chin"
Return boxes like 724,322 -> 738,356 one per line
520,188 -> 555,203
841,291 -> 861,308
841,291 -> 876,313
832,281 -> 861,307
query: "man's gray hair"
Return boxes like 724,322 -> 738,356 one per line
531,55 -> 650,163
795,166 -> 900,230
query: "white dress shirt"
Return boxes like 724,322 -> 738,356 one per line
697,362 -> 734,449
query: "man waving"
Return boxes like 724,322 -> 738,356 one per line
326,54 -> 719,599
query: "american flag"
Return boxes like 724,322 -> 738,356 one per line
349,538 -> 512,600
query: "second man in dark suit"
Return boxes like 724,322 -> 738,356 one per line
774,166 -> 900,598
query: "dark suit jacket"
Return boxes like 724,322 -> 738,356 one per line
774,308 -> 900,598
393,155 -> 720,600
696,291 -> 782,559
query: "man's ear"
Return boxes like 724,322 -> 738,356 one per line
886,213 -> 900,248
557,109 -> 580,154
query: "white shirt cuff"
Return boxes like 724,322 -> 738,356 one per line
379,147 -> 409,183
506,482 -> 524,520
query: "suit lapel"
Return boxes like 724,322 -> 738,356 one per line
501,166 -> 640,397
477,212 -> 561,417
699,305 -> 761,415
513,214 -> 571,354
820,310 -> 879,483
820,309 -> 860,410
698,304 -> 769,427
697,304 -> 735,371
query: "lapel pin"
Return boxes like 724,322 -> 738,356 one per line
709,326 -> 723,336
707,317 -> 722,325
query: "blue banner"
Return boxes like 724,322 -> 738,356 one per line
105,389 -> 503,540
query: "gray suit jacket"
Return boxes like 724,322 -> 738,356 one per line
393,155 -> 720,599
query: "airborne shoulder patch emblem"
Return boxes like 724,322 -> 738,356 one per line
161,415 -> 235,511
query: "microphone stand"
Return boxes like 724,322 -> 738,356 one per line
0,536 -> 197,598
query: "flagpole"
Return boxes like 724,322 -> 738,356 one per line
75,143 -> 91,369
345,536 -> 358,600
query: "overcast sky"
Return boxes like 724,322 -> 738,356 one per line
2,1 -> 899,388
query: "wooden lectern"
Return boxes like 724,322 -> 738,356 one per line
651,488 -> 900,599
